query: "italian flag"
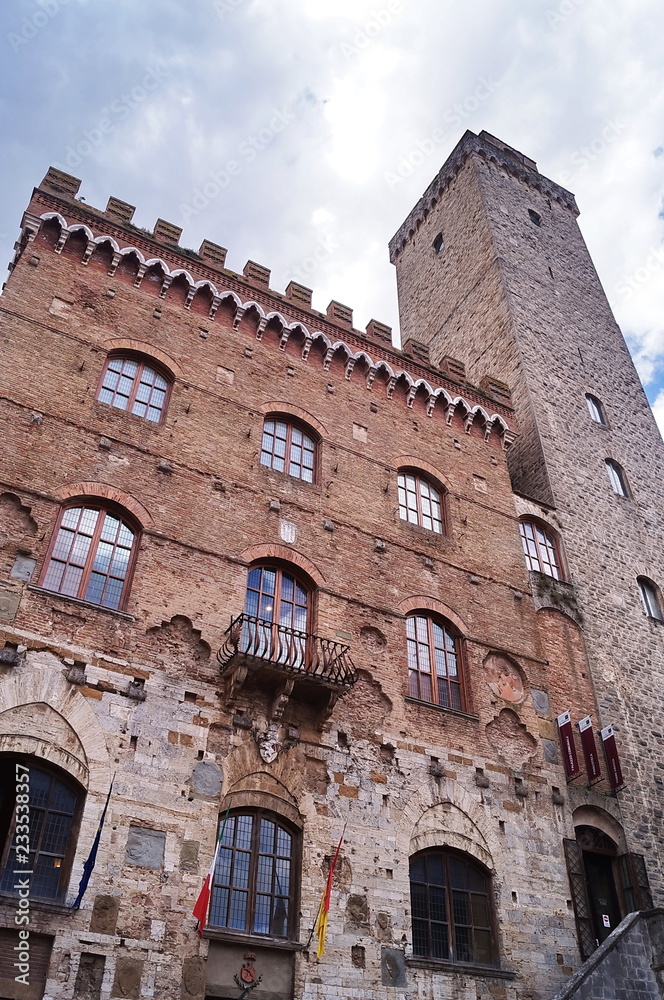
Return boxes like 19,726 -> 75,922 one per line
193,807 -> 230,937
314,830 -> 344,958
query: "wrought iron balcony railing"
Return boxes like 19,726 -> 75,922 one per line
217,613 -> 358,689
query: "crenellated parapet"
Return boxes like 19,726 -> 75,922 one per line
388,129 -> 579,263
10,169 -> 517,448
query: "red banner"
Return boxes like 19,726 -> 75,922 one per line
578,716 -> 601,783
557,711 -> 580,780
601,725 -> 624,791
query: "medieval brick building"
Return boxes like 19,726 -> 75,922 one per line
0,130 -> 661,1000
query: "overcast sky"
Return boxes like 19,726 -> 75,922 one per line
1,0 -> 663,428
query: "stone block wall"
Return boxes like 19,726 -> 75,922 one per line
391,129 -> 664,903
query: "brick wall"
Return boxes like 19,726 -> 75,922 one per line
0,158 -> 645,1000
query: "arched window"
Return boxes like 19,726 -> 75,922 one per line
243,565 -> 311,664
585,394 -> 606,425
208,809 -> 298,939
0,759 -> 84,902
398,471 -> 445,534
97,354 -> 171,423
406,614 -> 464,711
605,459 -> 630,498
410,850 -> 496,966
637,577 -> 663,621
519,520 -> 562,579
40,503 -> 139,610
260,418 -> 317,483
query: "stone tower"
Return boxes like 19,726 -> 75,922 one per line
390,129 -> 664,899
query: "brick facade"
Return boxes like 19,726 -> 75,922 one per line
0,136 -> 660,999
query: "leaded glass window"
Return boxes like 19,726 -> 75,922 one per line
40,504 -> 137,610
209,811 -> 297,939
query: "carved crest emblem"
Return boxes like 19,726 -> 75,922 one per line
252,722 -> 299,763
234,952 -> 262,995
255,723 -> 282,763
240,953 -> 256,983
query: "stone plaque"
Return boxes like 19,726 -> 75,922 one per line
381,947 -> 406,987
90,894 -> 119,935
191,760 -> 222,797
112,957 -> 144,999
125,827 -> 166,868
180,840 -> 200,872
10,554 -> 36,581
0,587 -> 20,623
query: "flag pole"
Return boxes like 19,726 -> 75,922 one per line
193,805 -> 231,936
71,773 -> 115,910
309,824 -> 346,957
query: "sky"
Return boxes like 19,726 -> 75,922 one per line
1,0 -> 663,428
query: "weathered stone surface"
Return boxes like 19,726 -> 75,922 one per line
381,947 -> 407,987
10,554 -> 36,581
181,956 -> 205,998
179,840 -> 200,872
89,894 -> 119,935
125,827 -> 166,868
74,953 -> 105,999
112,957 -> 144,999
0,587 -> 20,622
190,760 -> 222,796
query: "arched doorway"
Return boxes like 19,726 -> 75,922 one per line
575,826 -> 621,946
564,819 -> 654,959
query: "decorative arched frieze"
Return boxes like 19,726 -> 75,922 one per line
394,595 -> 469,636
237,543 -> 326,587
33,210 -> 515,445
53,481 -> 154,527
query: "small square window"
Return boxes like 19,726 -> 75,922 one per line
528,209 -> 542,226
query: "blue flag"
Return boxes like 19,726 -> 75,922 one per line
70,776 -> 114,910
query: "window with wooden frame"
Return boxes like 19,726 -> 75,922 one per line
243,565 -> 311,664
519,520 -> 562,579
0,759 -> 84,902
637,577 -> 663,622
260,417 -> 317,483
406,614 -> 465,712
39,503 -> 139,611
410,849 -> 496,966
398,471 -> 445,534
605,459 -> 630,498
208,810 -> 299,940
585,394 -> 606,425
97,354 -> 172,424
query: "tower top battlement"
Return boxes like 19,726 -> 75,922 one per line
389,129 -> 578,263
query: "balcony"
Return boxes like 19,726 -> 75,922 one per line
217,613 -> 358,726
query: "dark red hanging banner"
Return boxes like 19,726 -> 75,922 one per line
601,724 -> 624,791
578,715 -> 602,783
557,710 -> 580,780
